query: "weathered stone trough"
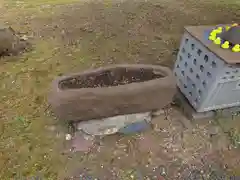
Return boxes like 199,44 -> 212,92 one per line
48,64 -> 176,123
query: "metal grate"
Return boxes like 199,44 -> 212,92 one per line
174,31 -> 240,112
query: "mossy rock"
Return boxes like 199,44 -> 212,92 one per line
221,26 -> 240,45
0,24 -> 30,57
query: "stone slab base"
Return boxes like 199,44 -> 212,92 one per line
77,112 -> 151,136
174,88 -> 240,120
173,89 -> 215,120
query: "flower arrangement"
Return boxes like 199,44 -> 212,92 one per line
208,23 -> 239,52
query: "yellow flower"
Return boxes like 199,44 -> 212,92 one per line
221,41 -> 230,49
214,37 -> 221,45
232,44 -> 240,52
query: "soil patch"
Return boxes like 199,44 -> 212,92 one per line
59,66 -> 163,89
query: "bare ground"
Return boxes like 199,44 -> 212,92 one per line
0,0 -> 240,179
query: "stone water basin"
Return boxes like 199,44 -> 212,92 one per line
48,64 -> 176,123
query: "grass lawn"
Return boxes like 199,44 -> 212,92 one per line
0,0 -> 240,179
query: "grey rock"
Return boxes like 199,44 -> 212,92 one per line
0,24 -> 30,57
77,112 -> 151,136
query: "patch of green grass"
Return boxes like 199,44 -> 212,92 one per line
214,111 -> 240,148
0,36 -> 94,178
0,40 -> 63,179
7,0 -> 81,7
227,128 -> 240,148
217,0 -> 240,5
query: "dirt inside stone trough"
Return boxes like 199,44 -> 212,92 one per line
59,67 -> 163,89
